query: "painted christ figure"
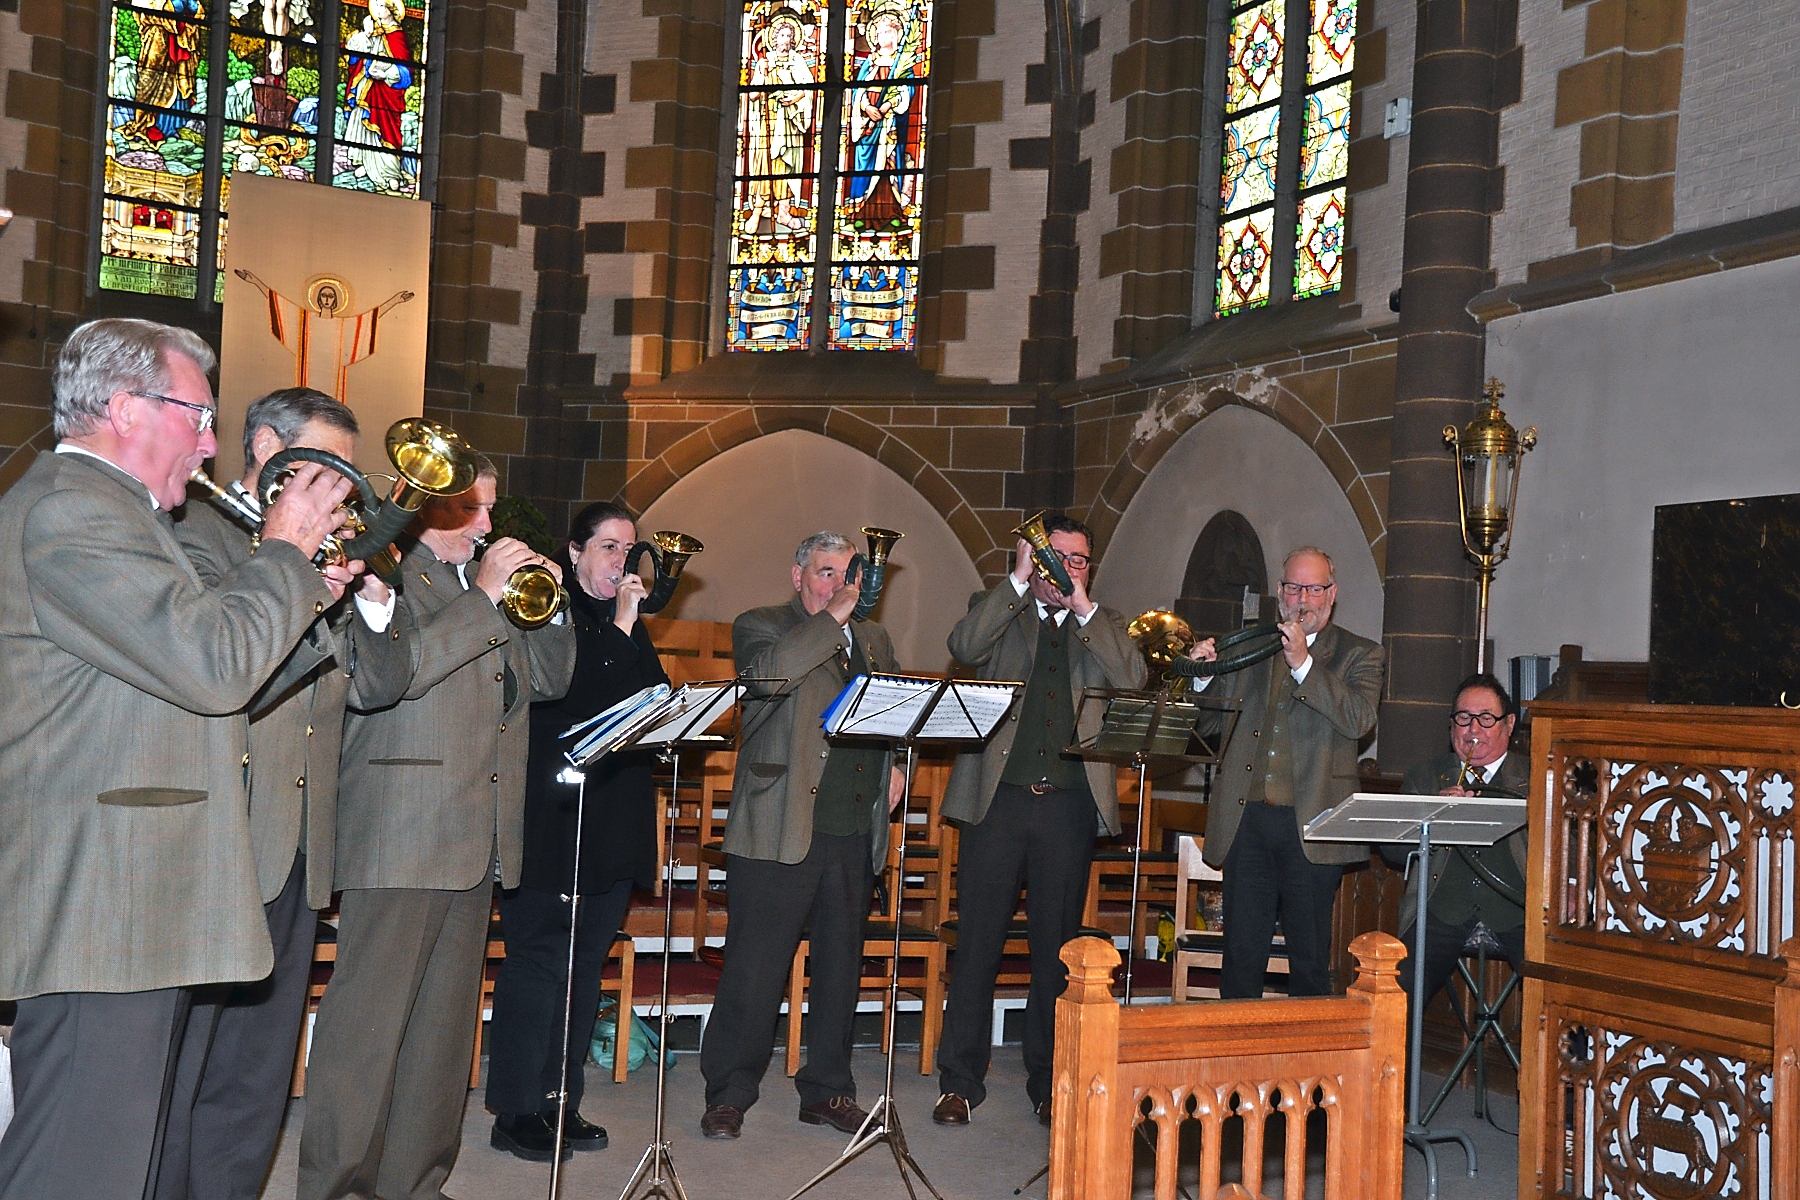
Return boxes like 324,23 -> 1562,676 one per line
234,269 -> 415,400
743,8 -> 816,235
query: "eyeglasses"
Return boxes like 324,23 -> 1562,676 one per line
131,391 -> 216,433
1051,551 -> 1091,570
1451,710 -> 1506,728
1278,581 -> 1332,597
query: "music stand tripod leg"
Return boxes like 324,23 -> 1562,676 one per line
785,740 -> 946,1200
1402,819 -> 1477,1200
618,746 -> 692,1200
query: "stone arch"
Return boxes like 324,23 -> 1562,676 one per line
616,405 -> 993,571
1097,404 -> 1384,645
633,428 -> 984,673
1086,384 -> 1385,570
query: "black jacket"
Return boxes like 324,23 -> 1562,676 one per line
519,584 -> 669,894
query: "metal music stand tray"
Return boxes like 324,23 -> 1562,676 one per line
786,674 -> 1023,1200
550,678 -> 767,1200
1303,791 -> 1527,1200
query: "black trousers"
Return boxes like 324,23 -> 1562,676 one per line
1403,913 -> 1526,1015
485,879 -> 636,1117
0,987 -> 194,1200
700,831 -> 873,1111
156,851 -> 316,1200
937,784 -> 1096,1109
1219,801 -> 1346,998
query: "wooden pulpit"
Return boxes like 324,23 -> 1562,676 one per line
1521,700 -> 1800,1199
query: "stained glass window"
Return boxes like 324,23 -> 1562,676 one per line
728,0 -> 933,352
1212,0 -> 1353,316
100,0 -> 435,302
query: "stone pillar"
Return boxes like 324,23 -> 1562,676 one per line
1378,0 -> 1512,769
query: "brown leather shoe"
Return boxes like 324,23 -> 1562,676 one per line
700,1104 -> 744,1139
798,1095 -> 869,1133
932,1093 -> 971,1126
1035,1099 -> 1052,1126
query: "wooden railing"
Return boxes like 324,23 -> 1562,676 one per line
1521,700 -> 1800,1199
1049,933 -> 1407,1200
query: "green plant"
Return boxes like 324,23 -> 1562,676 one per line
113,10 -> 141,60
490,494 -> 555,556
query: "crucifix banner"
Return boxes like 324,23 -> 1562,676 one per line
218,173 -> 431,481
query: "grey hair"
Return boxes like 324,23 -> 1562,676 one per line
1282,545 -> 1337,585
795,531 -> 855,566
241,387 -> 360,464
52,318 -> 216,439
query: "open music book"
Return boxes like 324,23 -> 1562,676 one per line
821,673 -> 1019,742
561,680 -> 743,767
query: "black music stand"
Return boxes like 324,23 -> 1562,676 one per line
552,679 -> 757,1200
1303,791 -> 1527,1200
1066,688 -> 1239,1003
786,674 -> 1021,1200
1009,688 -> 1239,1199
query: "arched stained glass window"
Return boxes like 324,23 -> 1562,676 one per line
728,0 -> 933,352
100,0 -> 434,303
1213,0 -> 1352,317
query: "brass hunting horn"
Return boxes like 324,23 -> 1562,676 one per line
624,531 -> 706,615
1011,510 -> 1075,595
1127,608 -> 1285,681
843,526 -> 903,620
258,417 -> 479,579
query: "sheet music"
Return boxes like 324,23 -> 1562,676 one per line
562,683 -> 672,766
634,681 -> 740,745
915,681 -> 1016,740
824,673 -> 939,738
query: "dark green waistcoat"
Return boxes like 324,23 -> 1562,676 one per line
1001,614 -> 1086,791
814,632 -> 884,836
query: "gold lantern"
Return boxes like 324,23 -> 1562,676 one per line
1444,378 -> 1538,672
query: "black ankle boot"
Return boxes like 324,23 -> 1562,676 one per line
490,1113 -> 572,1162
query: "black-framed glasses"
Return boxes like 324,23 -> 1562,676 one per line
1278,580 -> 1331,597
131,391 -> 216,433
1051,550 -> 1091,570
1451,710 -> 1505,728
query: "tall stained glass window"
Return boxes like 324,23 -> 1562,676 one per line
100,0 -> 434,302
728,0 -> 933,352
1212,0 -> 1352,317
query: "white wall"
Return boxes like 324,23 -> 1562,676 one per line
1097,404 -> 1385,645
1484,253 -> 1800,665
637,428 -> 984,673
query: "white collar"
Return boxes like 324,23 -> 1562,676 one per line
1033,601 -> 1069,626
56,444 -> 159,510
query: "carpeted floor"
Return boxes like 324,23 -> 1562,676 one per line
257,1043 -> 1519,1199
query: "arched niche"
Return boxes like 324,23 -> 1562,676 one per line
1097,404 -> 1384,645
1176,510 -> 1272,637
637,428 -> 983,673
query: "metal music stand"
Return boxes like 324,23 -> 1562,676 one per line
1066,688 -> 1239,1003
786,674 -> 1022,1200
550,679 -> 760,1200
1303,791 -> 1527,1200
1009,688 -> 1239,1199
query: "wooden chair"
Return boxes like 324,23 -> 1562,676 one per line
1169,834 -> 1289,1000
782,918 -> 945,1077
1082,767 -> 1180,945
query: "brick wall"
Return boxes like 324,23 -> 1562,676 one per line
1489,0 -> 1589,286
1342,0 -> 1411,324
1672,0 -> 1800,232
939,0 -> 1048,382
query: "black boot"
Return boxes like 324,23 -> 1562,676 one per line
490,1113 -> 573,1162
561,1110 -> 609,1150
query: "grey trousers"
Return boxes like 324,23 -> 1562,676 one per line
156,851 -> 316,1200
296,882 -> 492,1200
0,987 -> 194,1200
